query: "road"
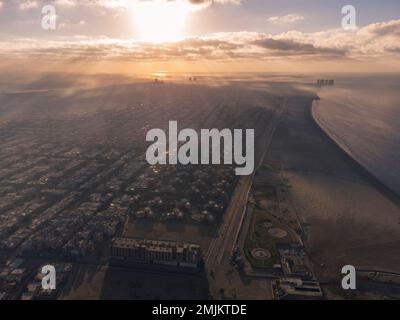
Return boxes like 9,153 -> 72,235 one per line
205,98 -> 287,297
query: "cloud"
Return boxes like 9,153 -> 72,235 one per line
18,0 -> 39,11
268,14 -> 305,24
54,0 -> 77,7
187,0 -> 241,6
60,0 -> 240,10
2,0 -> 241,12
1,19 -> 400,65
253,38 -> 346,57
363,19 -> 400,37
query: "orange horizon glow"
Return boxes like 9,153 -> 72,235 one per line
132,0 -> 192,43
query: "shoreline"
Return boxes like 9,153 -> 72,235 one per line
266,95 -> 400,285
311,99 -> 400,206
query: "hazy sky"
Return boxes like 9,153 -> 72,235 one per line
1,0 -> 400,73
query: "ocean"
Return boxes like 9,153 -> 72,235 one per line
312,74 -> 400,196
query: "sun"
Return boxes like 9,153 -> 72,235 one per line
132,0 -> 191,43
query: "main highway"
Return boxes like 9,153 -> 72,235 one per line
205,98 -> 287,297
205,101 -> 286,270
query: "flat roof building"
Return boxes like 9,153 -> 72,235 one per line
272,277 -> 323,300
110,237 -> 203,269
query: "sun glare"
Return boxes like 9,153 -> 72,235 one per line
132,0 -> 191,43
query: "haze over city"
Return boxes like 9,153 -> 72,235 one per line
0,0 -> 400,303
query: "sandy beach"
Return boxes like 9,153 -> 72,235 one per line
266,93 -> 400,291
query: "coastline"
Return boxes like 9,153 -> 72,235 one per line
311,99 -> 400,204
265,95 -> 400,288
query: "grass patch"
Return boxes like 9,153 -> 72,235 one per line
244,207 -> 298,269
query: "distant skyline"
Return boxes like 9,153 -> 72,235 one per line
1,0 -> 400,73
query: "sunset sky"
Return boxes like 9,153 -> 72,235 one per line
1,0 -> 400,73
